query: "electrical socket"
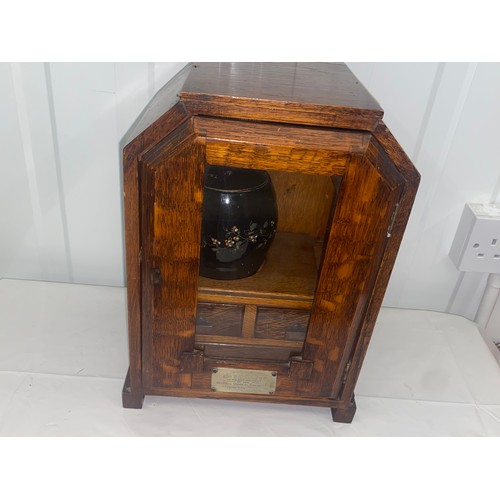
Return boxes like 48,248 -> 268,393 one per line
449,203 -> 500,273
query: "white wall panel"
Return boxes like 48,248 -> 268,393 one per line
348,62 -> 500,318
114,63 -> 150,141
152,62 -> 188,95
114,62 -> 188,140
48,63 -> 124,286
348,62 -> 440,156
378,63 -> 477,311
485,293 -> 500,344
1,62 -> 187,286
13,63 -> 70,282
0,64 -> 43,280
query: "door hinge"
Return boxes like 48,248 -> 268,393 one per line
342,360 -> 352,385
387,203 -> 400,238
139,247 -> 143,262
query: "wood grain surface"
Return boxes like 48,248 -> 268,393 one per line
198,232 -> 318,306
182,63 -> 383,130
122,102 -> 191,408
300,151 -> 403,398
141,130 -> 205,388
196,116 -> 368,176
195,302 -> 244,337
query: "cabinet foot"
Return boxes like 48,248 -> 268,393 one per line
331,395 -> 356,423
122,369 -> 144,409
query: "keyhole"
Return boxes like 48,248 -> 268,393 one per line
151,268 -> 162,285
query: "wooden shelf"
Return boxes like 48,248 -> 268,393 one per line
198,231 -> 319,309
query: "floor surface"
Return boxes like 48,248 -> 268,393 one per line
1,278 -> 500,436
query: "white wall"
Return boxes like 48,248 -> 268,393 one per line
1,62 -> 500,320
485,293 -> 500,344
348,63 -> 500,319
0,62 -> 187,286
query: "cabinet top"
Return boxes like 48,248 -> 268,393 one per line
124,63 -> 384,144
181,62 -> 382,112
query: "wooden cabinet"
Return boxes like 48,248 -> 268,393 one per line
121,62 -> 420,422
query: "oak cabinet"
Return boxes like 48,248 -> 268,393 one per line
121,62 -> 420,422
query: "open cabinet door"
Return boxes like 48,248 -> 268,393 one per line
300,139 -> 404,400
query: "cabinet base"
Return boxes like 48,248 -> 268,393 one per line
330,395 -> 356,423
122,369 -> 144,409
122,373 -> 356,422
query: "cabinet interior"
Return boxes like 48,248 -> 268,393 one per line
196,168 -> 342,362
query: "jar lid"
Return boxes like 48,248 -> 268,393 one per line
204,165 -> 269,193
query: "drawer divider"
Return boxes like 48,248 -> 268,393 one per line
241,305 -> 258,338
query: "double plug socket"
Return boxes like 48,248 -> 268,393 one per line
449,203 -> 500,273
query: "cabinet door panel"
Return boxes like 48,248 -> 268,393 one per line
141,131 -> 205,388
300,143 -> 404,399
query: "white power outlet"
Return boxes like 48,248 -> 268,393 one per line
449,203 -> 500,273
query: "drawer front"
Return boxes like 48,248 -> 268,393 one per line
195,303 -> 244,337
255,307 -> 310,341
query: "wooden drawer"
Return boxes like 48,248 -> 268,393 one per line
195,303 -> 244,337
255,307 -> 310,341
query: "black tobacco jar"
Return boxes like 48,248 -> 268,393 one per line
199,165 -> 278,280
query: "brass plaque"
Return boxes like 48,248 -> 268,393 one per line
211,368 -> 277,395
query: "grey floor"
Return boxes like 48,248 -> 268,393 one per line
1,278 -> 500,436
